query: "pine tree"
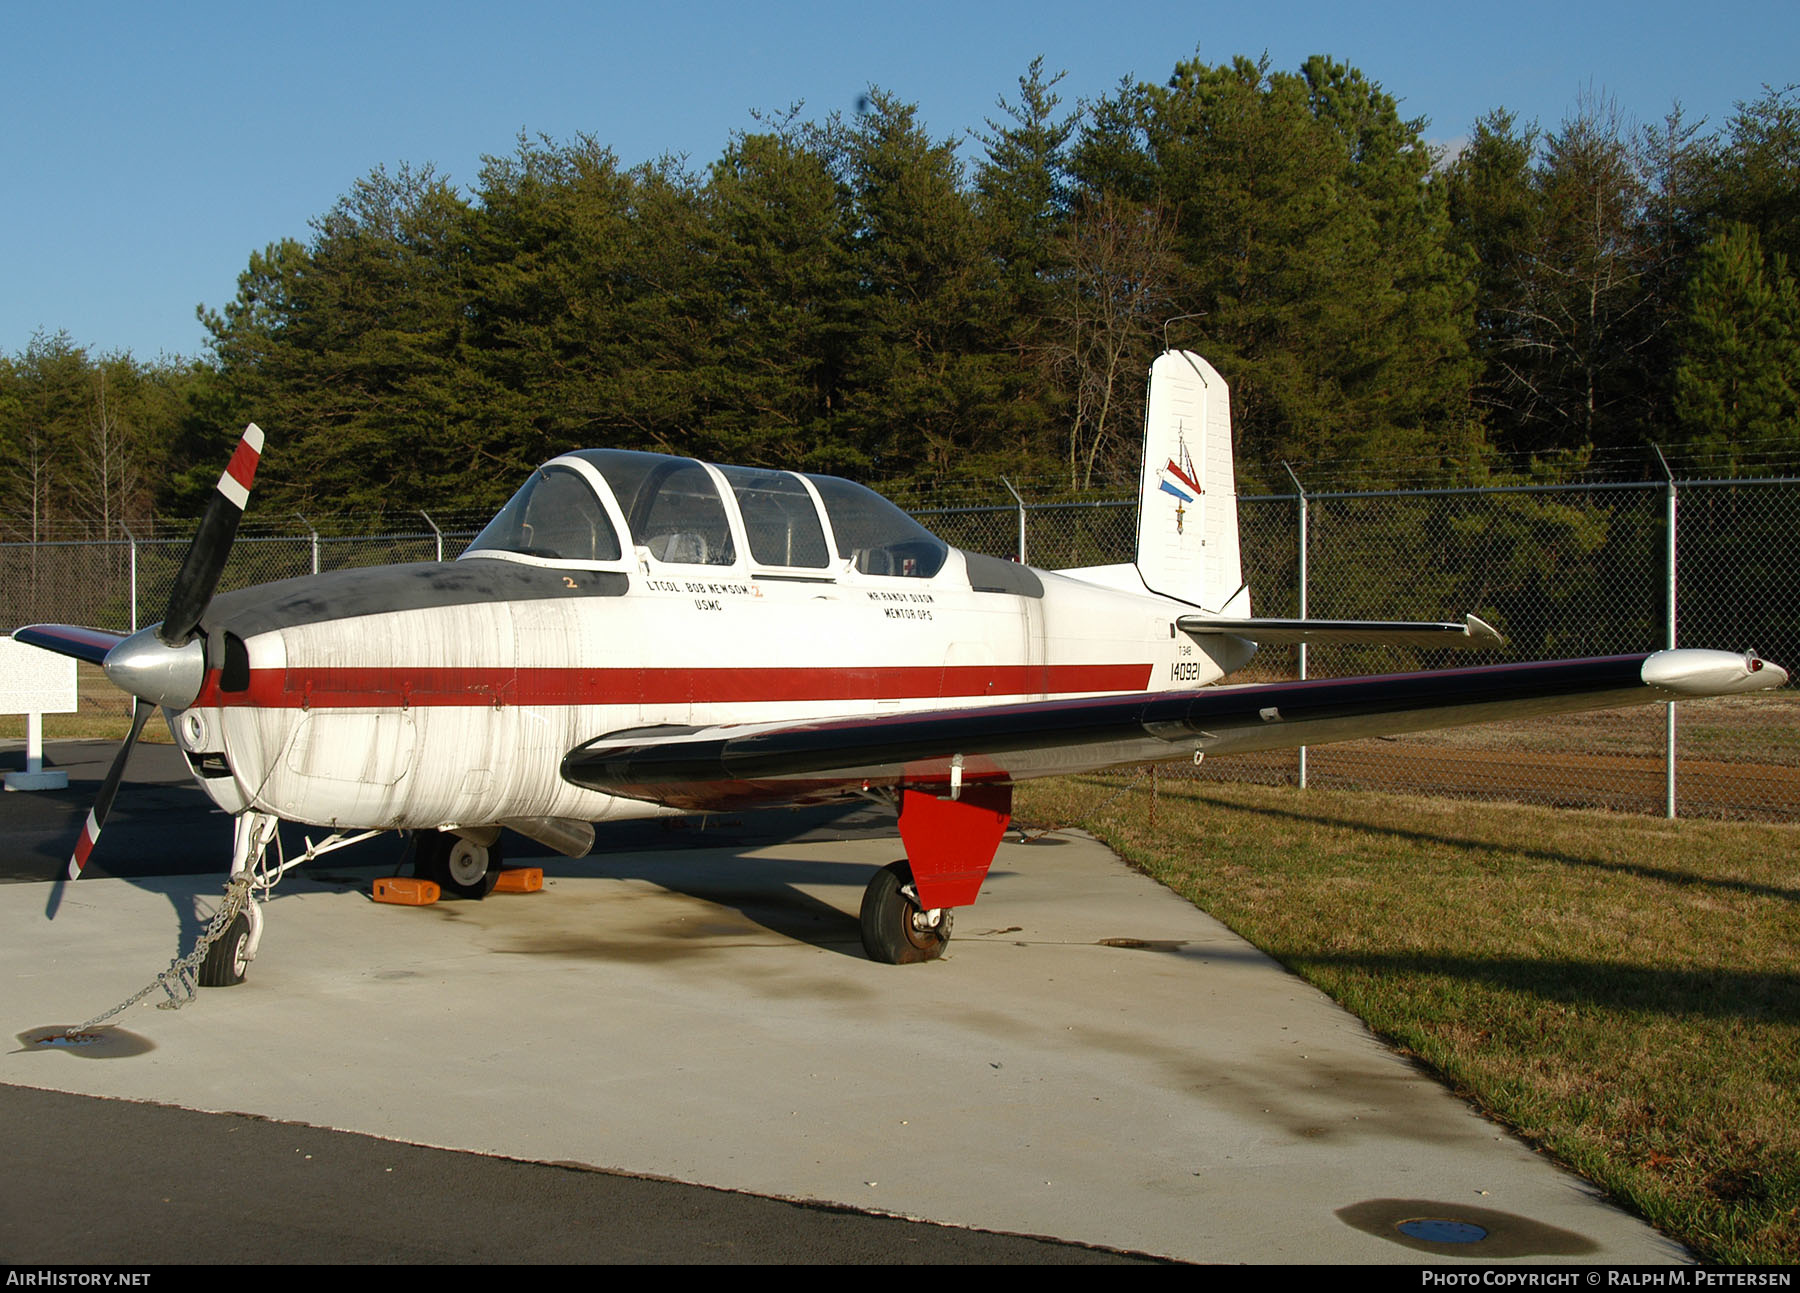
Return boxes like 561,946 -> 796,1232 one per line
1070,54 -> 1475,486
838,90 -> 1009,482
1445,111 -> 1545,443
973,58 -> 1082,473
1674,223 -> 1800,466
696,126 -> 859,467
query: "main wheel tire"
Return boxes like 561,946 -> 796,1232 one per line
859,861 -> 953,964
416,830 -> 502,899
198,912 -> 251,987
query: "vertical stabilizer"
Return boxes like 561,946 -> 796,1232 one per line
1136,351 -> 1245,612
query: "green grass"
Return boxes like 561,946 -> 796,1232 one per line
1015,773 -> 1800,1264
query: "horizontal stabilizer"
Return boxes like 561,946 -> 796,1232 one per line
1178,613 -> 1504,650
13,624 -> 127,667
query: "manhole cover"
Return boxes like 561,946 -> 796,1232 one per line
1397,1217 -> 1489,1244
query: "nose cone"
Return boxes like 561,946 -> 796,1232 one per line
103,625 -> 206,710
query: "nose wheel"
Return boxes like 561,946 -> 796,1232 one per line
198,911 -> 253,987
859,861 -> 953,964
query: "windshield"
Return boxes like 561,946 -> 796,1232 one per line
464,465 -> 622,563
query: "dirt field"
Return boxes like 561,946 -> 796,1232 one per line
1170,692 -> 1800,821
1267,742 -> 1800,819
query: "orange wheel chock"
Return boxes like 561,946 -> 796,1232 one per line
373,876 -> 441,906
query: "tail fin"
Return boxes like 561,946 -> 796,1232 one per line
1136,351 -> 1245,612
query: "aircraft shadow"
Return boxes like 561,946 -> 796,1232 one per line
15,743 -> 928,963
1062,777 -> 1800,1023
550,848 -> 882,959
1286,950 -> 1800,1026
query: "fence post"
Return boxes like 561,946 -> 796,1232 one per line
1283,462 -> 1308,790
121,523 -> 139,633
999,478 -> 1026,564
421,510 -> 444,563
1655,449 -> 1678,819
295,513 -> 320,575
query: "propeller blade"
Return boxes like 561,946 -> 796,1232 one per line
68,698 -> 153,880
159,423 -> 264,647
67,426 -> 265,876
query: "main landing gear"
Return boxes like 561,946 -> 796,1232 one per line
857,783 -> 1013,966
859,861 -> 953,964
415,828 -> 503,899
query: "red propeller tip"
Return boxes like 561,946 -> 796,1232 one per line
67,810 -> 100,879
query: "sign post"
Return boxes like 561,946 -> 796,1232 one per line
2,636 -> 79,791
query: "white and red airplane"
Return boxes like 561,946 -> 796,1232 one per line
16,351 -> 1788,984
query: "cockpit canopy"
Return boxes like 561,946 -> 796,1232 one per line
464,450 -> 948,579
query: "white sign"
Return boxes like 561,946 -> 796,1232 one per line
0,637 -> 79,715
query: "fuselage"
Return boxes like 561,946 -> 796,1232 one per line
165,451 -> 1252,832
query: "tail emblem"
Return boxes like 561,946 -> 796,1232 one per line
1156,430 -> 1202,533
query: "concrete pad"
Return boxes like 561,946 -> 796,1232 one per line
1,831 -> 1683,1264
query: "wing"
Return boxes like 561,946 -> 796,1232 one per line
1179,612 -> 1504,650
563,648 -> 1786,811
13,624 -> 126,666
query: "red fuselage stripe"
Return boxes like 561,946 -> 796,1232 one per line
192,663 -> 1155,710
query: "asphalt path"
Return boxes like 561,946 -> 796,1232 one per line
0,1084 -> 1155,1264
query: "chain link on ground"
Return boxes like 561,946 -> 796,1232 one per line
59,873 -> 256,1037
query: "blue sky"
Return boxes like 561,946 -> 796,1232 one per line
4,0 -> 1794,362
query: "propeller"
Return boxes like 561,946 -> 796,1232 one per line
66,423 -> 265,880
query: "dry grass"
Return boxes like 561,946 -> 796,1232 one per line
1016,773 -> 1800,1264
1338,693 -> 1800,766
0,712 -> 172,742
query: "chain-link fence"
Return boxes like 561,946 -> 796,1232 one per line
5,480 -> 1795,820
909,478 -> 1800,822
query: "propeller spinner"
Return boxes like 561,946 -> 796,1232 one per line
65,424 -> 264,880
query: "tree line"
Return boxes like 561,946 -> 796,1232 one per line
4,54 -> 1796,535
